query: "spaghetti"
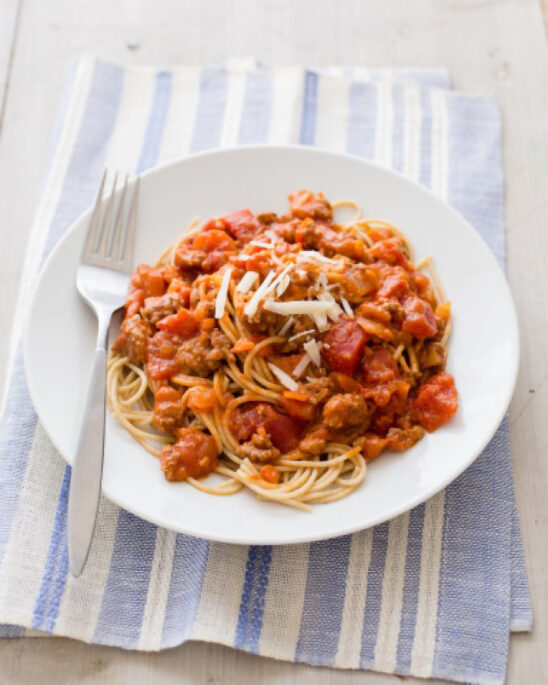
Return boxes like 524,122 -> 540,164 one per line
109,190 -> 458,511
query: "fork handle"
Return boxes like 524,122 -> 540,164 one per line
67,315 -> 110,577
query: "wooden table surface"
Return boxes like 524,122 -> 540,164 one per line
1,1 -> 547,683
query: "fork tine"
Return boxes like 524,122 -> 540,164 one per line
96,171 -> 118,256
82,169 -> 107,258
120,176 -> 139,272
108,174 -> 129,259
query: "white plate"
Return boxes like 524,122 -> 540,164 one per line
24,146 -> 519,545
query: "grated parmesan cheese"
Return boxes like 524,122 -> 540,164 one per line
297,250 -> 337,265
276,274 -> 291,298
292,354 -> 311,378
249,240 -> 274,249
312,310 -> 330,331
340,296 -> 354,317
214,266 -> 233,319
317,292 -> 343,322
236,270 -> 259,293
268,363 -> 299,391
263,300 -> 333,316
287,329 -> 315,343
303,339 -> 322,366
278,316 -> 295,336
243,270 -> 276,317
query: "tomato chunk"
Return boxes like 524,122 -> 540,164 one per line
288,190 -> 332,220
321,317 -> 367,376
358,434 -> 388,461
192,229 -> 236,253
402,296 -> 437,338
413,372 -> 458,432
160,427 -> 218,481
146,330 -> 180,380
131,264 -> 166,298
278,396 -> 317,423
259,465 -> 280,484
361,346 -> 398,407
362,345 -> 397,384
125,289 -> 144,317
375,266 -> 410,301
229,402 -> 302,453
187,385 -> 217,413
222,209 -> 260,243
369,238 -> 409,267
156,308 -> 199,339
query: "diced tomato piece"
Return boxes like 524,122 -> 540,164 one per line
167,279 -> 191,306
156,308 -> 199,339
368,226 -> 393,242
330,372 -> 362,393
288,190 -> 332,220
263,412 -> 303,452
243,251 -> 271,275
125,289 -> 144,317
321,317 -> 367,376
359,434 -> 388,461
259,465 -> 280,484
278,396 -> 317,423
187,385 -> 217,413
146,331 -> 180,380
222,209 -> 260,243
436,301 -> 451,321
161,264 -> 181,283
402,296 -> 437,338
140,266 -> 166,298
413,372 -> 458,432
369,238 -> 409,267
202,217 -> 230,232
160,427 -> 218,481
362,346 -> 397,384
232,338 -> 256,354
357,302 -> 391,323
360,346 -> 399,407
199,317 -> 215,331
192,229 -> 236,253
375,266 -> 410,300
229,402 -> 302,453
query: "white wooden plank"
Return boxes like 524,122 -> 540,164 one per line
0,0 -> 546,683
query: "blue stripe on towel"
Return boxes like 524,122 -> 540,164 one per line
161,535 -> 210,647
299,71 -> 318,146
235,545 -> 273,652
395,504 -> 425,673
238,68 -> 273,144
190,67 -> 227,153
0,352 -> 38,567
295,536 -> 352,666
137,71 -> 173,173
93,512 -> 158,647
32,468 -> 71,631
43,61 -> 124,261
391,83 -> 405,173
359,521 -> 390,668
419,88 -> 433,190
346,82 -> 376,160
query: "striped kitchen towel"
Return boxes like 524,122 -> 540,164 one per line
0,58 -> 532,684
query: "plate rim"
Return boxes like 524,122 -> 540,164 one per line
23,144 -> 520,545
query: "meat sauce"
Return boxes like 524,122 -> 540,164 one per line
114,190 -> 458,482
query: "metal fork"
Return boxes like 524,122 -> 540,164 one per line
67,170 -> 139,577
